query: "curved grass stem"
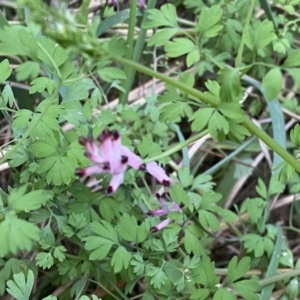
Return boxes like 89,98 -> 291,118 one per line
106,53 -> 300,173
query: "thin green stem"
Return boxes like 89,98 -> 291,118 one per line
242,118 -> 300,172
260,268 -> 300,286
120,0 -> 157,104
106,53 -> 300,173
120,0 -> 137,104
111,54 -> 218,106
235,0 -> 256,68
144,130 -> 209,163
204,136 -> 257,175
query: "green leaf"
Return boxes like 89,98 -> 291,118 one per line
184,225 -> 205,256
63,79 -> 94,102
8,186 -> 52,213
219,67 -> 242,103
16,61 -> 40,81
36,252 -> 54,269
148,28 -> 179,47
213,288 -> 236,300
146,265 -> 167,289
6,270 -> 34,300
190,289 -> 210,300
0,10 -> 9,28
170,184 -> 189,206
37,36 -> 67,69
143,4 -> 178,28
178,167 -> 193,188
42,296 -> 57,300
163,261 -> 183,288
261,68 -> 282,101
0,59 -> 12,82
2,85 -> 15,107
190,107 -> 215,132
191,256 -> 219,288
196,5 -> 223,38
0,26 -> 37,57
0,211 -> 40,257
29,77 -> 57,94
69,213 -> 87,230
164,38 -> 195,57
111,246 -> 132,273
218,103 -> 245,121
227,256 -> 250,284
186,49 -> 200,67
38,156 -> 74,186
53,246 -> 66,262
240,198 -> 265,224
288,68 -> 300,89
256,178 -> 267,199
290,124 -> 300,148
131,253 -> 145,276
118,213 -> 148,243
98,68 -> 126,82
232,280 -> 260,300
29,138 -> 58,158
7,147 -> 29,168
208,111 -> 230,137
199,210 -> 220,231
246,20 -> 276,51
283,49 -> 300,68
160,102 -> 188,122
84,221 -> 119,260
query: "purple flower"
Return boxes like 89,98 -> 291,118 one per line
112,0 -> 145,11
138,0 -> 145,10
112,0 -> 119,11
75,129 -> 172,194
148,193 -> 183,232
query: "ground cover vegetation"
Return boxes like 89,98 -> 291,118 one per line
1,0 -> 300,299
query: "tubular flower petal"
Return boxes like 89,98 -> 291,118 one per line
138,0 -> 145,9
107,173 -> 124,194
148,194 -> 183,231
112,0 -> 119,11
145,161 -> 173,186
120,145 -> 143,169
75,165 -> 105,177
151,219 -> 171,232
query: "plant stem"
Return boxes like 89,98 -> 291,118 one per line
144,130 -> 209,163
259,268 -> 300,286
235,0 -> 256,68
110,54 -> 218,106
120,0 -> 137,104
106,53 -> 300,173
242,118 -> 299,172
120,0 -> 157,104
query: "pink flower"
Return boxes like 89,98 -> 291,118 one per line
147,193 -> 183,232
75,129 -> 172,194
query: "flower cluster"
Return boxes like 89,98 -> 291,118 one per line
75,129 -> 172,194
147,193 -> 183,232
112,0 -> 145,11
76,129 -> 182,231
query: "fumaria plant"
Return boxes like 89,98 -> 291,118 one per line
1,0 -> 300,299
